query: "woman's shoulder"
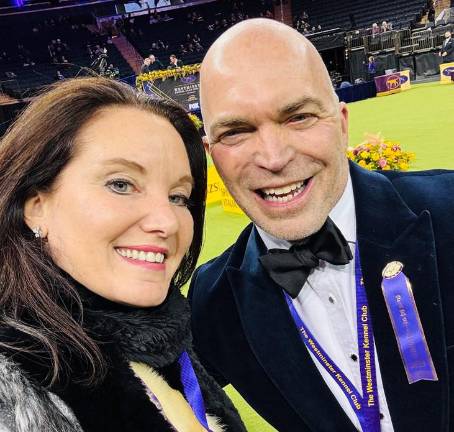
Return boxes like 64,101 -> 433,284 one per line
0,353 -> 83,432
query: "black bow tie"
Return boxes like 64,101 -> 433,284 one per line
259,218 -> 353,298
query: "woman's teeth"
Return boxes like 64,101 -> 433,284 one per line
261,180 -> 307,202
116,249 -> 165,263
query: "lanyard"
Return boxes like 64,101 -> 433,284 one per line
178,350 -> 212,431
284,245 -> 381,432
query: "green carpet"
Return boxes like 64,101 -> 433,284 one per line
190,82 -> 454,431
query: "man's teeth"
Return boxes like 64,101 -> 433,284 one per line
116,249 -> 165,263
261,181 -> 306,202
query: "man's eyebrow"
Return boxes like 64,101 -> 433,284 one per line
102,158 -> 146,174
209,118 -> 252,137
278,97 -> 324,116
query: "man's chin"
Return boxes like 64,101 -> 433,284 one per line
253,216 -> 326,242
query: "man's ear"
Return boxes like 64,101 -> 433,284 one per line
202,135 -> 211,154
339,102 -> 349,145
23,192 -> 48,237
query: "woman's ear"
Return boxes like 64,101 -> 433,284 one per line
24,192 -> 48,238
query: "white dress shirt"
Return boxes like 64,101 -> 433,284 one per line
257,176 -> 394,432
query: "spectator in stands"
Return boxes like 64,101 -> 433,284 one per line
140,57 -> 152,74
17,44 -> 35,67
168,54 -> 183,69
148,54 -> 164,71
372,22 -> 380,36
105,64 -> 119,78
440,31 -> 454,63
381,21 -> 391,32
180,44 -> 188,56
55,70 -> 65,80
158,39 -> 169,50
367,55 -> 377,81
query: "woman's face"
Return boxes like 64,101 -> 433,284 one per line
29,106 -> 194,307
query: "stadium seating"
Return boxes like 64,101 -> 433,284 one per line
292,0 -> 428,31
0,9 -> 133,96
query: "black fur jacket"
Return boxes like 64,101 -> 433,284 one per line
0,285 -> 246,432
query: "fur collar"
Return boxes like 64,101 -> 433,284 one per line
80,285 -> 192,369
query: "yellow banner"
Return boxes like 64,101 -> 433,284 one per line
207,165 -> 244,215
206,166 -> 223,204
399,70 -> 411,91
440,62 -> 454,84
221,184 -> 244,215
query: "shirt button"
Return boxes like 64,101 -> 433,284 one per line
380,413 -> 385,420
328,295 -> 336,304
350,354 -> 358,362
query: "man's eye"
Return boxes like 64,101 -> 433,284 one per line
288,114 -> 308,122
287,113 -> 317,127
217,129 -> 248,145
219,130 -> 241,140
169,194 -> 192,207
106,179 -> 135,194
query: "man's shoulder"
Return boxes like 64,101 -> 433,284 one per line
379,169 -> 454,208
379,169 -> 454,187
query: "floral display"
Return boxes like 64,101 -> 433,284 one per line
136,64 -> 201,88
347,133 -> 415,171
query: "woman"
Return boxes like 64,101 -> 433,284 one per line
0,77 -> 246,432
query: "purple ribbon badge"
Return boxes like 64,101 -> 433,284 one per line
381,261 -> 438,384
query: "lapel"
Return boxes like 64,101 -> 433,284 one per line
350,162 -> 449,431
225,227 -> 356,431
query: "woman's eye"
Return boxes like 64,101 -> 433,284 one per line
106,179 -> 135,194
169,194 -> 191,207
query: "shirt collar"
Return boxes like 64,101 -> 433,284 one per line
257,174 -> 356,251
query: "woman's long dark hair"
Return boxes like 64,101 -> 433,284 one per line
0,77 -> 206,386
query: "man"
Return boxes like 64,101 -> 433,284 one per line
189,19 -> 454,432
148,54 -> 164,71
367,55 -> 377,82
168,54 -> 183,69
440,31 -> 454,63
140,57 -> 151,74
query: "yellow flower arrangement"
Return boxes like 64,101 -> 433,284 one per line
136,64 -> 201,88
347,133 -> 415,171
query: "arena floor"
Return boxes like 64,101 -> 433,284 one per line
187,81 -> 454,432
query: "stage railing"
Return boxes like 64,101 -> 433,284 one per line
411,29 -> 435,53
346,25 -> 454,55
364,30 -> 400,54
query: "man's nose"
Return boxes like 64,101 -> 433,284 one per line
253,124 -> 295,173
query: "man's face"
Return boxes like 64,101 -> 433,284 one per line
149,55 -> 155,63
446,32 -> 451,39
202,47 -> 349,240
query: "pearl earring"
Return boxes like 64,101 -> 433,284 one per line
32,227 -> 43,238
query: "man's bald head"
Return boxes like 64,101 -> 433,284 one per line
201,18 -> 336,114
